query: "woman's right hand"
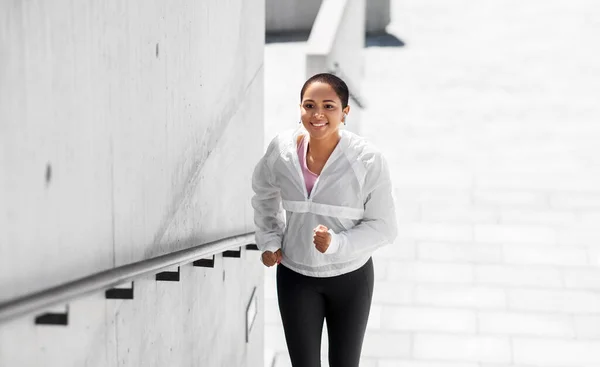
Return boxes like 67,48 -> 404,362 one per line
262,249 -> 282,267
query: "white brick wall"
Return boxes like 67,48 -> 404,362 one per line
574,315 -> 600,339
361,331 -> 412,358
393,168 -> 473,189
415,285 -> 507,309
474,224 -> 556,245
563,267 -> 600,289
399,223 -> 473,242
376,240 -> 417,261
513,338 -> 600,366
474,264 -> 563,288
417,242 -> 502,263
373,259 -> 390,280
368,304 -> 383,330
557,226 -> 600,247
358,358 -> 379,367
382,307 -> 477,333
387,261 -> 474,284
397,202 -> 422,222
396,189 -> 472,206
421,206 -> 497,224
580,211 -> 600,225
474,172 -> 600,191
589,247 -> 600,267
473,190 -> 548,208
413,334 -> 512,363
380,361 -> 479,367
503,244 -> 589,266
477,311 -> 575,337
373,282 -> 415,305
499,209 -> 577,226
507,289 -> 600,313
550,193 -> 600,209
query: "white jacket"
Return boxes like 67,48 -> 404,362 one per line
251,127 -> 398,277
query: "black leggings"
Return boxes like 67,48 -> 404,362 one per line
276,258 -> 374,367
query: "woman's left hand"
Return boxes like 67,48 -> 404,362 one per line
313,225 -> 331,253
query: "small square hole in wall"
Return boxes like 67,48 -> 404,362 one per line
35,304 -> 69,326
106,281 -> 135,299
156,266 -> 180,281
193,255 -> 215,268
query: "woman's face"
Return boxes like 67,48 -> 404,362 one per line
300,82 -> 350,141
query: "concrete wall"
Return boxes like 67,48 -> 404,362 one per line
366,0 -> 391,33
0,0 -> 265,365
266,0 -> 322,33
266,0 -> 389,33
0,251 -> 264,367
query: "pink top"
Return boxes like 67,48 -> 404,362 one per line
297,135 -> 318,196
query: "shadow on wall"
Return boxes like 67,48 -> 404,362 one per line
265,31 -> 405,48
365,31 -> 405,47
266,31 -> 311,43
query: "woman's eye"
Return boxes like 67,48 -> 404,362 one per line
304,104 -> 313,108
325,105 -> 334,109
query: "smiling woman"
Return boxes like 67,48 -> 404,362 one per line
300,73 -> 350,125
251,73 -> 398,367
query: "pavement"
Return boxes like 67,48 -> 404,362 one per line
263,1 -> 600,366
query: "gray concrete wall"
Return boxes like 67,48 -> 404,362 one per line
266,0 -> 322,33
0,0 -> 265,365
0,251 -> 264,367
266,0 -> 389,33
366,0 -> 391,33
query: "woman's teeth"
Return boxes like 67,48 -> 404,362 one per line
312,122 -> 327,127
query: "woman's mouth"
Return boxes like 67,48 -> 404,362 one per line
310,122 -> 328,128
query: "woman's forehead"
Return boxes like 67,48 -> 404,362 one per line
302,82 -> 339,101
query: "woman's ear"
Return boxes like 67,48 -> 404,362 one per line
342,106 -> 350,119
342,106 -> 349,125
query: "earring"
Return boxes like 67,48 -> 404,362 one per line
343,113 -> 347,125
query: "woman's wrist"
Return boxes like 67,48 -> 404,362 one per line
324,229 -> 340,254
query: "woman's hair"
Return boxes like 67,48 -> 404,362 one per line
300,73 -> 350,108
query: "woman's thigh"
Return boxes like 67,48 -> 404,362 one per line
277,264 -> 326,367
323,258 -> 374,367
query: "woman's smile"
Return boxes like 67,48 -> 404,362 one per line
310,121 -> 329,129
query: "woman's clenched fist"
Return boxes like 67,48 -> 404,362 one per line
313,225 -> 331,253
262,249 -> 282,267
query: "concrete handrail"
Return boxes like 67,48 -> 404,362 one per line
0,232 -> 256,324
306,0 -> 367,109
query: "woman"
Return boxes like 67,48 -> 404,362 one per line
251,73 -> 397,367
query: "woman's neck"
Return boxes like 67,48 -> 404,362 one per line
307,131 -> 341,160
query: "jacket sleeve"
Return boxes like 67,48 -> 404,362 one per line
251,144 -> 285,253
326,153 -> 398,258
